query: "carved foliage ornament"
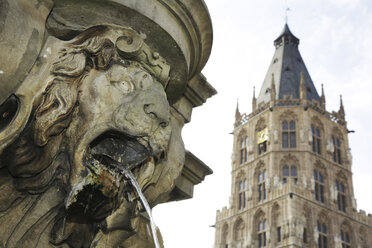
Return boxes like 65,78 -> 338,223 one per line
0,25 -> 178,247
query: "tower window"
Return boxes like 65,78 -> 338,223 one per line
303,228 -> 308,243
341,230 -> 350,248
336,180 -> 346,212
314,170 -> 325,203
317,221 -> 328,248
239,136 -> 248,164
258,219 -> 267,247
311,124 -> 322,154
332,136 -> 342,164
282,120 -> 296,148
277,226 -> 281,242
258,170 -> 267,202
238,179 -> 247,210
282,165 -> 298,184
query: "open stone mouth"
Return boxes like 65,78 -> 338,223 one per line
90,131 -> 153,173
65,131 -> 165,220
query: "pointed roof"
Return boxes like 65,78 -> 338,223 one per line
256,24 -> 320,106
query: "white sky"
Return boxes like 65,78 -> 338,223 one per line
153,1 -> 372,247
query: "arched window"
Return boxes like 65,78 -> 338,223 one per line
359,227 -> 368,248
282,165 -> 298,184
311,124 -> 321,154
317,221 -> 327,248
258,219 -> 267,247
314,170 -> 325,203
332,135 -> 342,164
340,229 -> 350,248
336,180 -> 346,212
282,120 -> 296,148
221,223 -> 228,245
238,179 -> 247,210
239,136 -> 248,164
258,170 -> 267,202
233,218 -> 245,241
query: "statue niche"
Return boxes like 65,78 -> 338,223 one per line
0,25 -> 181,248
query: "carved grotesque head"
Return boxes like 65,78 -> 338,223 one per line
0,25 -> 181,247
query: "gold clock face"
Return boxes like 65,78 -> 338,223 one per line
257,128 -> 268,144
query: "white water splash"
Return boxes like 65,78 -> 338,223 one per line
123,169 -> 161,248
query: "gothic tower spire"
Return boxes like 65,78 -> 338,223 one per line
256,24 -> 320,105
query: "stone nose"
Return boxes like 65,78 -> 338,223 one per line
143,102 -> 170,128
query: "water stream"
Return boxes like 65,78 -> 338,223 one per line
122,169 -> 161,248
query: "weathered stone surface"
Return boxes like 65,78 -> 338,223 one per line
0,1 -> 214,247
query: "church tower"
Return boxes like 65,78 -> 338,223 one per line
214,24 -> 372,248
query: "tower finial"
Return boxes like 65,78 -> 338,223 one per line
338,94 -> 345,121
285,7 -> 290,24
252,86 -> 257,111
299,71 -> 307,101
270,74 -> 276,101
321,83 -> 326,109
235,98 -> 241,126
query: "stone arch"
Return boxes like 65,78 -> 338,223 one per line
255,117 -> 266,131
254,161 -> 266,181
236,169 -> 246,180
310,116 -> 324,155
330,126 -> 344,164
279,110 -> 298,122
235,169 -> 247,194
302,204 -> 313,246
233,217 -> 245,241
237,128 -> 248,137
331,126 -> 343,139
314,160 -> 327,176
317,211 -> 333,247
237,129 -> 249,164
221,222 -> 229,244
254,160 -> 267,202
252,209 -> 267,247
280,154 -> 299,183
359,226 -> 368,248
311,115 -> 324,130
270,202 -> 280,244
340,220 -> 353,246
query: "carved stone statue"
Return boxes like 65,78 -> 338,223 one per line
0,24 -> 173,248
0,1 -> 214,247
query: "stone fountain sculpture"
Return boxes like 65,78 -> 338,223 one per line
0,0 -> 215,247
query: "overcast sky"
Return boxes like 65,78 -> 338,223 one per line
153,1 -> 372,247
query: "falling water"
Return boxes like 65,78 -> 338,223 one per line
122,169 -> 161,248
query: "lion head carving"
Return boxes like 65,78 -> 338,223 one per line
0,25 -> 182,248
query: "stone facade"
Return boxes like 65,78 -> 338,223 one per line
214,25 -> 372,248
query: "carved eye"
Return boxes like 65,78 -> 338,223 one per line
111,80 -> 135,93
135,71 -> 153,89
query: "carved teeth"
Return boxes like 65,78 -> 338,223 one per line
137,156 -> 155,190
